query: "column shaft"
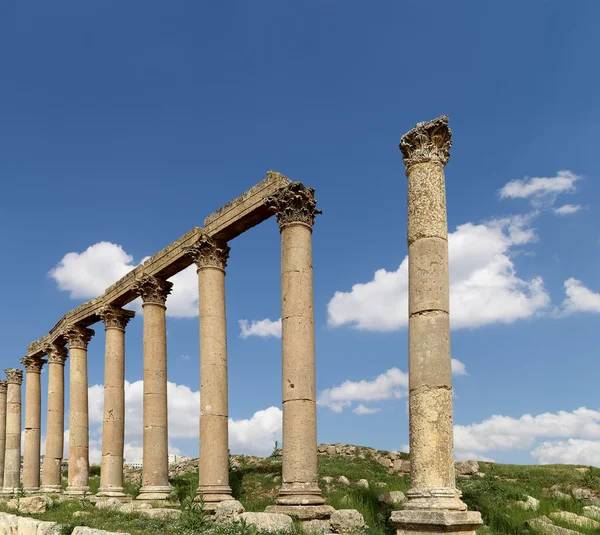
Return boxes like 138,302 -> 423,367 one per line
3,369 -> 23,495
0,381 -> 7,490
41,347 -> 67,494
21,357 -> 45,493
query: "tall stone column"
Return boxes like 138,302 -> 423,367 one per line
65,325 -> 94,496
97,306 -> 135,498
267,182 -> 325,508
186,235 -> 233,508
391,116 -> 482,535
41,343 -> 68,494
3,368 -> 23,496
0,380 -> 7,491
20,356 -> 46,493
133,274 -> 173,501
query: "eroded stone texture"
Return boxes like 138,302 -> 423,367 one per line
20,356 -> 46,493
41,343 -> 67,493
133,275 -> 173,501
267,183 -> 324,506
98,307 -> 135,498
65,326 -> 94,496
3,368 -> 23,495
0,380 -> 7,490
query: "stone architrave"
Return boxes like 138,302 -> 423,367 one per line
186,235 -> 233,508
64,325 -> 94,496
3,368 -> 23,496
391,116 -> 482,535
97,306 -> 135,498
0,380 -> 7,489
132,274 -> 173,501
266,182 -> 325,507
41,343 -> 68,494
20,356 -> 46,493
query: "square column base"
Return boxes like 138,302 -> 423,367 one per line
40,486 -> 63,495
64,486 -> 91,496
96,488 -> 127,498
136,485 -> 172,501
391,510 -> 483,535
265,505 -> 335,520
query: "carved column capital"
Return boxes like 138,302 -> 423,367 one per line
4,368 -> 23,385
65,326 -> 95,350
185,235 -> 230,271
19,356 -> 46,374
45,344 -> 68,366
99,306 -> 136,331
132,274 -> 173,306
399,115 -> 452,172
267,182 -> 322,229
0,379 -> 7,394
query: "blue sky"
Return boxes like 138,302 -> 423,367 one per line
1,1 -> 599,466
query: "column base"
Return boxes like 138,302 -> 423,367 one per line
265,505 -> 335,520
275,484 -> 326,506
391,510 -> 483,535
136,485 -> 172,501
40,485 -> 63,494
403,487 -> 468,511
195,485 -> 233,510
64,486 -> 91,496
23,487 -> 41,494
1,488 -> 19,497
97,487 -> 126,498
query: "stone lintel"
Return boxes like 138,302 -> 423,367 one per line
264,505 -> 335,520
391,510 -> 482,534
204,171 -> 292,241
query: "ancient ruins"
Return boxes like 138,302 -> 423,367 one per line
0,116 -> 481,534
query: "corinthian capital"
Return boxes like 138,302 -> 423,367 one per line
65,325 -> 95,350
5,368 -> 23,385
399,115 -> 452,172
100,306 -> 136,331
132,274 -> 173,306
185,234 -> 230,271
0,380 -> 7,394
45,343 -> 68,366
266,182 -> 322,229
20,356 -> 46,374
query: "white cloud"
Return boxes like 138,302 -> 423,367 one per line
560,278 -> 600,315
328,216 -> 549,332
454,407 -> 600,465
229,407 -> 282,457
239,318 -> 282,339
532,439 -> 600,466
554,204 -> 583,216
353,404 -> 382,415
318,368 -> 409,413
451,359 -> 467,376
49,242 -> 199,318
499,170 -> 580,207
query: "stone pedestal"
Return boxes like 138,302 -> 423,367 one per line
133,274 -> 173,501
267,182 -> 324,506
41,344 -> 68,494
20,357 -> 46,493
0,380 -> 7,491
98,306 -> 135,498
65,326 -> 94,496
3,368 -> 23,496
187,236 -> 233,508
392,116 -> 482,535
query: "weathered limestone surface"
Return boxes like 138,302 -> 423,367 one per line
98,307 -> 135,498
134,275 -> 172,501
41,344 -> 67,493
65,326 -> 94,495
267,182 -> 324,506
20,356 -> 46,493
188,235 -> 233,507
0,380 -> 7,489
3,368 -> 23,495
392,117 -> 482,535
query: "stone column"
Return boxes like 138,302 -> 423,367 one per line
64,325 -> 94,496
391,116 -> 482,535
20,356 -> 46,493
97,306 -> 135,498
0,380 -> 7,491
41,343 -> 68,494
133,274 -> 173,501
186,235 -> 233,508
3,368 -> 23,496
266,182 -> 325,508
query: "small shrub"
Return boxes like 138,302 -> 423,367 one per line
89,465 -> 101,477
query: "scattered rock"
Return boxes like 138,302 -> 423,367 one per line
550,511 -> 600,529
18,495 -> 52,514
73,511 -> 93,518
303,519 -> 332,534
338,476 -> 350,486
378,491 -> 406,507
72,528 -> 131,535
239,512 -> 294,532
377,457 -> 392,469
583,506 -> 600,520
118,502 -> 152,514
330,509 -> 366,534
95,498 -> 122,511
375,482 -> 387,488
455,461 -> 479,476
214,499 -> 245,524
571,488 -> 592,500
6,499 -> 18,510
137,508 -> 181,519
393,460 -> 410,473
516,495 -> 540,511
335,443 -> 344,454
525,516 -> 581,535
322,476 -> 334,484
327,446 -> 337,456
550,489 -> 572,501
356,479 -> 369,489
318,444 -> 330,453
